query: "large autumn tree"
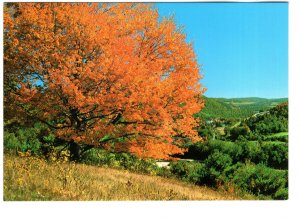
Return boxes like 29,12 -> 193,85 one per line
4,3 -> 205,160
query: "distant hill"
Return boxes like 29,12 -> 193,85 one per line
197,96 -> 288,120
215,97 -> 288,111
197,96 -> 242,119
245,102 -> 288,135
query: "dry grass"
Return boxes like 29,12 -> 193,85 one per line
3,154 -> 253,200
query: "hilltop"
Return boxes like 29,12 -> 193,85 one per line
197,96 -> 288,120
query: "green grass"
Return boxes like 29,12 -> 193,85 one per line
263,141 -> 287,146
265,132 -> 288,143
268,132 -> 288,137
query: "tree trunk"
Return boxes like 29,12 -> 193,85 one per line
69,140 -> 81,162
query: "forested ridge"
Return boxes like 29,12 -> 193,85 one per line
197,96 -> 288,119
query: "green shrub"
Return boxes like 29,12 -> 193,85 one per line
156,166 -> 173,178
4,131 -> 20,153
238,141 -> 263,164
80,147 -> 103,165
232,163 -> 288,199
182,138 -> 288,199
169,161 -> 208,184
204,151 -> 233,186
4,122 -> 56,156
185,140 -> 243,163
184,142 -> 211,160
236,141 -> 288,169
218,142 -> 243,163
261,143 -> 288,169
205,151 -> 232,171
170,155 -> 239,189
81,148 -> 160,175
4,126 -> 44,155
229,126 -> 250,141
274,187 -> 288,200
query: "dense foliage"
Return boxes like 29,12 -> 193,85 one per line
176,102 -> 288,199
245,102 -> 288,135
4,2 -> 205,160
170,151 -> 287,199
232,163 -> 288,199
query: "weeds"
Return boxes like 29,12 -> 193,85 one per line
3,154 -> 246,200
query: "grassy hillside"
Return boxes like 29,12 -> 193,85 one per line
197,96 -> 288,119
4,154 -> 248,200
198,96 -> 242,119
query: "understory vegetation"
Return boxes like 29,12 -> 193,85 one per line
4,101 -> 288,200
185,101 -> 288,199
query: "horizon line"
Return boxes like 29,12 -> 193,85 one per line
204,95 -> 288,99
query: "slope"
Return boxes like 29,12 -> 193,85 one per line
197,96 -> 288,120
4,154 -> 249,200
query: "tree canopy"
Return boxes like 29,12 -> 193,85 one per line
4,3 -> 205,160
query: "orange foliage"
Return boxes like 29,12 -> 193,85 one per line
4,3 -> 205,160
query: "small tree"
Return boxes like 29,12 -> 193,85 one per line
229,126 -> 250,141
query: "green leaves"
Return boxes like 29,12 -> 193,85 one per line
99,135 -> 111,143
232,163 -> 288,199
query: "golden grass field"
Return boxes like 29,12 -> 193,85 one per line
3,154 -> 255,200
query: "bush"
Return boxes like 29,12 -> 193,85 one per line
218,142 -> 243,163
237,141 -> 288,169
4,122 -> 74,161
156,166 -> 173,178
204,151 -> 233,186
261,143 -> 288,169
81,148 -> 160,175
232,163 -> 288,199
185,140 -> 243,163
4,123 -> 48,155
205,151 -> 232,171
170,161 -> 208,184
184,142 -> 211,160
274,187 -> 288,200
238,141 -> 263,164
170,156 -> 241,190
229,126 -> 250,141
4,132 -> 20,152
182,139 -> 288,196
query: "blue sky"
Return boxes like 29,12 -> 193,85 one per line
155,3 -> 288,98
